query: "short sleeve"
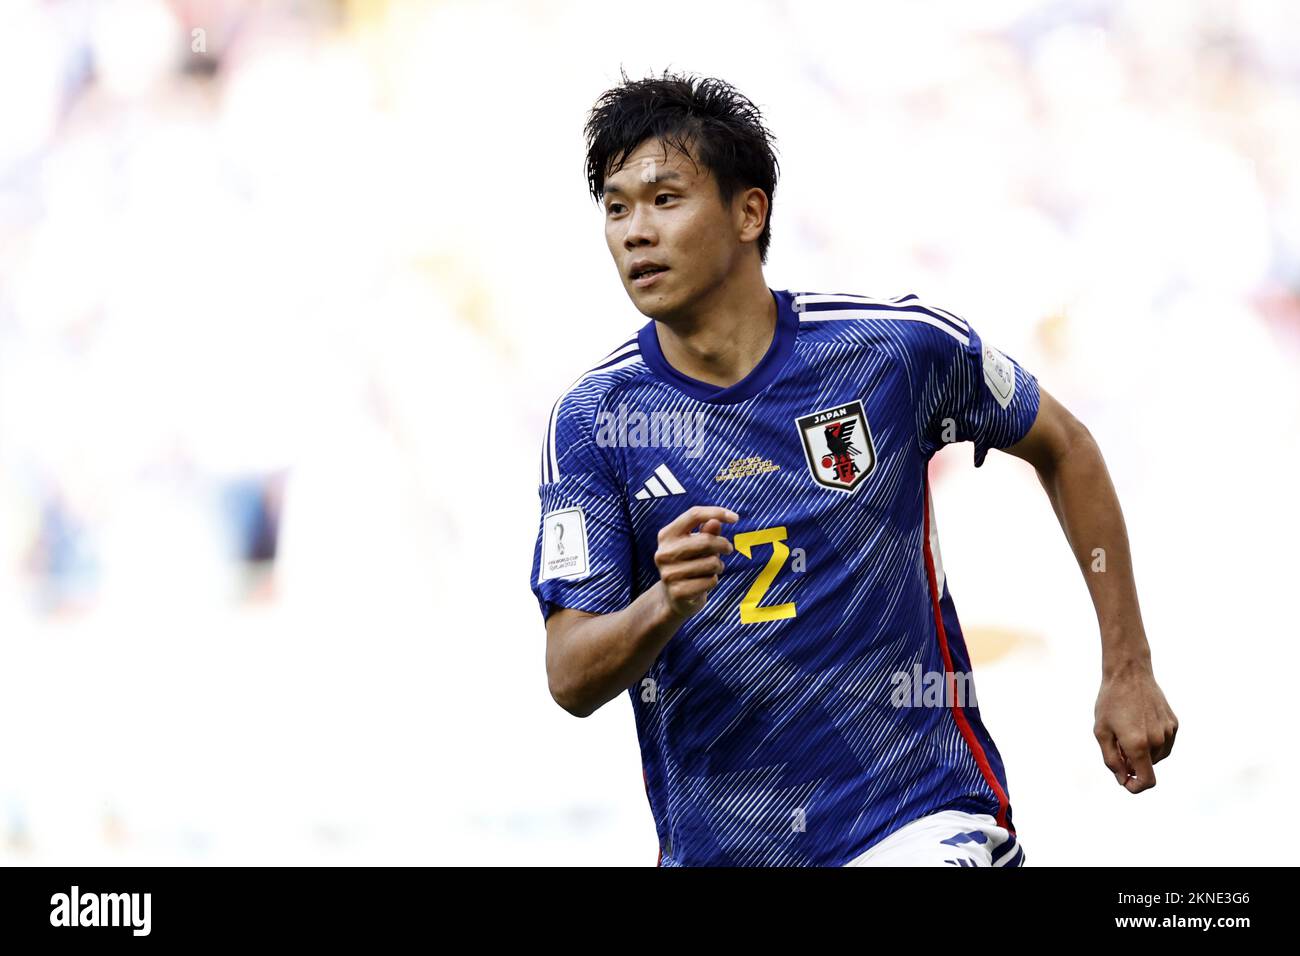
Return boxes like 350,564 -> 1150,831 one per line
530,396 -> 635,621
914,308 -> 1041,467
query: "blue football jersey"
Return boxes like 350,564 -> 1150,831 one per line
531,288 -> 1041,866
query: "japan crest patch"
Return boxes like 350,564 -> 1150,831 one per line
795,400 -> 877,493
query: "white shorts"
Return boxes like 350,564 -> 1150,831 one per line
843,810 -> 1025,867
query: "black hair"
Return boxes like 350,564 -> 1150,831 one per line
584,68 -> 780,264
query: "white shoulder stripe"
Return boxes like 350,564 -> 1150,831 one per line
795,293 -> 969,331
796,305 -> 970,346
796,292 -> 927,308
928,304 -> 970,331
542,348 -> 643,483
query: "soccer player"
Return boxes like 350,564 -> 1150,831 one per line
530,71 -> 1177,866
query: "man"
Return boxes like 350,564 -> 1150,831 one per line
530,71 -> 1177,866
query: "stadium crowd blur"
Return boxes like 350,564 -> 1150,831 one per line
1,0 -> 1296,863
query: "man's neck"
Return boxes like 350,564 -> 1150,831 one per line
654,274 -> 776,389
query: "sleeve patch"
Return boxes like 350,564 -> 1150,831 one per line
982,344 -> 1016,409
539,507 -> 590,582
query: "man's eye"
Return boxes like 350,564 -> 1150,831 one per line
606,196 -> 672,215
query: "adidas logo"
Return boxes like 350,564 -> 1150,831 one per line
633,464 -> 687,500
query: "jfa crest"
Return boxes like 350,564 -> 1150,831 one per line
795,400 -> 876,493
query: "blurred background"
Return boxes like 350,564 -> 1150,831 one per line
1,0 -> 1296,865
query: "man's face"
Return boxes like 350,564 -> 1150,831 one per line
602,138 -> 740,321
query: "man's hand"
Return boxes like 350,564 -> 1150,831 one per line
1094,660 -> 1179,793
654,505 -> 739,618
544,504 -> 738,717
1004,386 -> 1178,794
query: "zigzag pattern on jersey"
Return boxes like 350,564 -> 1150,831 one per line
618,319 -> 999,863
639,659 -> 829,867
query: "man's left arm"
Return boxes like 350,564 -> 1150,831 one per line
1002,385 -> 1179,793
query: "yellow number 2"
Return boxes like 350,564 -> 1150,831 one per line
733,526 -> 798,624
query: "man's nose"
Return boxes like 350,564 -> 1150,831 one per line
623,204 -> 655,247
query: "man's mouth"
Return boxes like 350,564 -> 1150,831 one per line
631,266 -> 669,281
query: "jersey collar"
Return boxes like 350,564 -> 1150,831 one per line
636,287 -> 798,405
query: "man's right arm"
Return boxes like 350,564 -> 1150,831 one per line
546,506 -> 738,718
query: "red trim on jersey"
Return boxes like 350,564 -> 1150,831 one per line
921,473 -> 1012,831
